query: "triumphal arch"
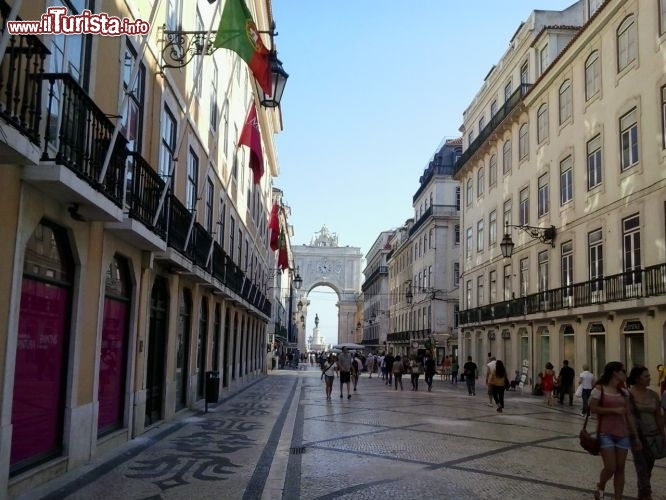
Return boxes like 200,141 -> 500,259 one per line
292,226 -> 362,349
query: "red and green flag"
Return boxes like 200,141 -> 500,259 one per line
268,203 -> 280,251
214,0 -> 272,96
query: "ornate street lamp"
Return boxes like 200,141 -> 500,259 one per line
500,222 -> 556,259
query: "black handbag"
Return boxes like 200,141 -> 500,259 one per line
579,388 -> 602,455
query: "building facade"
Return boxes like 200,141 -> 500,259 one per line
454,0 -> 666,386
386,140 -> 462,360
0,0 -> 291,495
361,231 -> 393,351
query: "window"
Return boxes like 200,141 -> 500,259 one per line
519,123 -> 529,159
466,280 -> 472,309
477,220 -> 484,252
121,44 -> 145,154
237,228 -> 242,266
489,270 -> 497,303
453,263 -> 460,287
478,116 -> 485,133
490,100 -> 498,117
622,214 -> 641,284
662,86 -> 666,148
477,275 -> 484,306
538,250 -> 549,292
520,61 -> 529,86
587,135 -> 602,189
218,197 -> 226,247
620,108 -> 639,170
539,44 -> 549,75
561,240 -> 573,294
520,257 -> 529,296
455,224 -> 460,244
588,229 -> 603,292
186,148 -> 199,212
503,199 -> 512,228
661,0 -> 666,36
504,81 -> 512,102
223,98 -> 229,157
489,210 -> 497,245
538,173 -> 549,217
617,15 -> 637,72
466,227 -> 472,259
210,62 -> 218,130
159,106 -> 176,179
229,217 -> 235,261
477,167 -> 484,196
503,264 -> 512,300
467,131 -> 474,147
559,80 -> 572,124
466,179 -> 472,206
537,104 -> 549,143
489,155 -> 497,187
588,0 -> 603,17
519,188 -> 529,226
585,51 -> 600,100
166,0 -> 182,30
502,140 -> 512,174
205,178 -> 214,232
560,156 -> 573,205
455,186 -> 461,211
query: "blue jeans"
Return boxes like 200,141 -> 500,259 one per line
466,377 -> 476,394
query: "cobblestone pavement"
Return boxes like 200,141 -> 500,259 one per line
19,366 -> 666,499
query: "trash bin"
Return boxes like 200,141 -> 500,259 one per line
205,371 -> 220,404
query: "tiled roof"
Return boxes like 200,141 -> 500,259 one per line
445,137 -> 463,146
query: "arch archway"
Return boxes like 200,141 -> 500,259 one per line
292,226 -> 362,351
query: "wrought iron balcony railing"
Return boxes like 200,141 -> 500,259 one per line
192,222 -> 212,270
0,1 -> 49,144
39,72 -> 128,206
459,263 -> 666,326
125,152 -> 167,238
454,83 -> 531,177
166,194 -> 193,258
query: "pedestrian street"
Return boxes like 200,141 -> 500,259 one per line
20,366 -> 666,500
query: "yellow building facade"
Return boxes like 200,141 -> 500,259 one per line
0,0 -> 289,495
454,0 -> 666,386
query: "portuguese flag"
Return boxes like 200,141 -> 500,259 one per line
214,0 -> 272,96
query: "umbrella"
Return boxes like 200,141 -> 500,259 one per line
333,343 -> 365,350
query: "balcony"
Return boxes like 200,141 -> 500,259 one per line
458,263 -> 666,326
0,2 -> 49,164
453,83 -> 531,178
361,265 -> 388,291
106,153 -> 168,251
409,204 -> 458,236
22,73 -> 128,221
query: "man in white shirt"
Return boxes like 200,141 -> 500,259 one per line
578,364 -> 595,415
337,347 -> 353,399
485,356 -> 497,407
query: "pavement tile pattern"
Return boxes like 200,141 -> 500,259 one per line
17,367 -> 666,499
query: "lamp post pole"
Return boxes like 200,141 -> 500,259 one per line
288,281 -> 294,345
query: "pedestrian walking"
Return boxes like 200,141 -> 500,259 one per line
463,356 -> 478,396
321,354 -> 338,401
351,354 -> 363,391
366,353 -> 375,378
384,352 -> 394,386
392,355 -> 404,390
558,360 -> 576,406
590,361 -> 639,500
489,359 -> 508,412
441,355 -> 451,381
410,356 -> 422,391
451,359 -> 459,384
424,352 -> 436,392
579,364 -> 595,416
627,365 -> 666,500
337,346 -> 353,399
542,362 -> 556,406
486,356 -> 496,407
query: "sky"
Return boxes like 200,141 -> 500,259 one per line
270,1 -> 577,346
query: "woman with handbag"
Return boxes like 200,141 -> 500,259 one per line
627,365 -> 666,500
590,361 -> 639,500
489,359 -> 508,413
321,354 -> 338,401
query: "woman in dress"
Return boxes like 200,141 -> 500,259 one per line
489,360 -> 508,412
321,354 -> 337,401
542,362 -> 556,406
590,361 -> 639,500
628,365 -> 666,500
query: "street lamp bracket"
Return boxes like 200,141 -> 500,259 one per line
500,222 -> 556,258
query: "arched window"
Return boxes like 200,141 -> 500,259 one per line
489,155 -> 497,187
585,51 -> 600,100
502,140 -> 512,174
518,123 -> 529,159
537,104 -> 549,143
559,80 -> 572,124
477,167 -> 484,196
617,15 -> 637,72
